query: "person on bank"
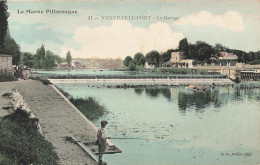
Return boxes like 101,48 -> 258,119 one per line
97,120 -> 110,165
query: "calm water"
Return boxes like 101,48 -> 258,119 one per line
56,84 -> 260,165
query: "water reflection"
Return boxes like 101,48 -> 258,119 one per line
134,88 -> 144,95
134,85 -> 260,112
178,88 -> 215,111
144,88 -> 171,99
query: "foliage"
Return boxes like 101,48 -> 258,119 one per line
0,108 -> 58,165
40,44 -> 45,62
133,53 -> 145,66
0,69 -> 17,82
20,52 -> 34,68
56,87 -> 106,121
123,56 -> 133,67
53,54 -> 66,64
4,32 -> 21,65
44,50 -> 56,69
145,50 -> 160,67
135,65 -> 145,71
195,41 -> 214,61
179,38 -> 189,58
196,69 -> 208,74
31,45 -> 65,69
161,49 -> 174,63
70,97 -> 106,121
126,61 -> 136,71
249,59 -> 260,65
0,0 -> 9,54
159,68 -> 191,74
66,51 -> 72,65
33,48 -> 42,68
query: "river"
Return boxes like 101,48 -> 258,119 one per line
56,83 -> 260,165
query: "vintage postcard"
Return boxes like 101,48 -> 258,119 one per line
0,0 -> 259,165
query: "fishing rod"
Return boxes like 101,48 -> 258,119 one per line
109,137 -> 152,140
108,137 -> 190,143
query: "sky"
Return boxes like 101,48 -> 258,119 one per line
7,0 -> 260,59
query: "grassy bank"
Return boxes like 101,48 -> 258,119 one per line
56,86 -> 106,121
0,108 -> 58,165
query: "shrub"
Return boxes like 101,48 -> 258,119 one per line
135,65 -> 145,71
70,97 -> 106,121
56,86 -> 106,121
0,108 -> 58,165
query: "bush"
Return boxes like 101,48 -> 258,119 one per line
126,61 -> 136,71
159,68 -> 190,74
70,97 -> 106,121
0,108 -> 58,165
135,65 -> 145,71
56,87 -> 106,121
0,69 -> 17,82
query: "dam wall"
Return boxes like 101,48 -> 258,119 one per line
49,78 -> 235,85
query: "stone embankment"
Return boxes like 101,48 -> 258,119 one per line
49,78 -> 235,86
0,80 -> 119,165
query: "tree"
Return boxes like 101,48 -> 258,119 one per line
66,51 -> 72,65
161,49 -> 174,63
145,50 -> 160,67
178,38 -> 189,58
126,61 -> 136,71
44,50 -> 55,69
40,44 -> 45,60
188,44 -> 197,60
133,53 -> 145,66
123,56 -> 133,67
53,55 -> 65,64
214,43 -> 227,53
0,0 -> 9,54
4,32 -> 21,65
195,41 -> 214,62
20,52 -> 34,68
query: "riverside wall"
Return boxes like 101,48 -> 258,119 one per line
49,78 -> 235,86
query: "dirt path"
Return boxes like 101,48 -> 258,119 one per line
0,80 -> 98,165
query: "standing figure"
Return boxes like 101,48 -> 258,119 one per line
97,120 -> 108,165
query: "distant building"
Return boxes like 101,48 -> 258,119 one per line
145,62 -> 154,69
71,60 -> 83,68
0,54 -> 13,73
164,51 -> 193,68
210,52 -> 238,66
57,62 -> 70,69
219,52 -> 238,60
170,52 -> 186,62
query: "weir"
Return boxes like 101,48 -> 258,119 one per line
49,78 -> 235,85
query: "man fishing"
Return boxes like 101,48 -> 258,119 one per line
97,120 -> 109,165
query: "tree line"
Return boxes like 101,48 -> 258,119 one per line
123,38 -> 260,71
20,45 -> 72,69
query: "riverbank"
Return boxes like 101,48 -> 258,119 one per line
0,80 -> 120,165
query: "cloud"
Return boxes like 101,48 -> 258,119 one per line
60,20 -> 184,59
174,11 -> 244,31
